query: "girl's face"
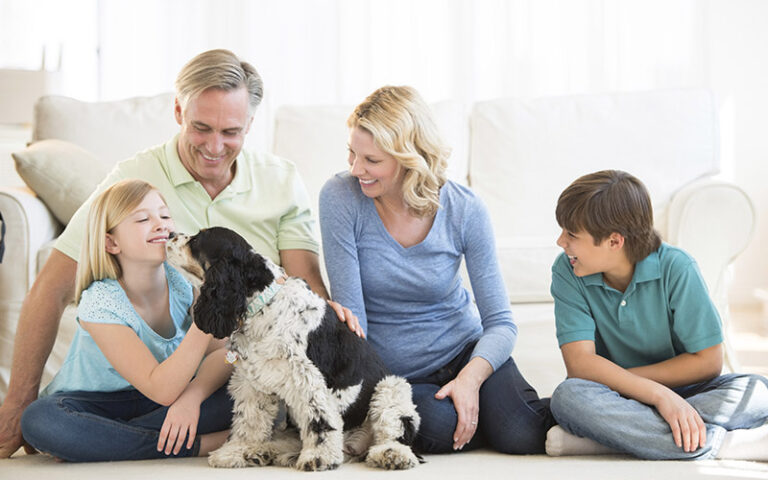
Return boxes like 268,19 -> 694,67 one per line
347,127 -> 404,202
106,190 -> 174,265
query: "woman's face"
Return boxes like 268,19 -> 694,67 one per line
347,127 -> 404,202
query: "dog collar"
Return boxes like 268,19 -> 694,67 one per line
245,280 -> 283,317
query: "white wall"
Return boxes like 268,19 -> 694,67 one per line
708,0 -> 768,306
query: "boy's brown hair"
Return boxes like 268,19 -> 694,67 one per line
555,170 -> 661,264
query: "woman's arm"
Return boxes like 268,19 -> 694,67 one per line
318,176 -> 369,333
81,321 -> 212,406
439,192 -> 516,449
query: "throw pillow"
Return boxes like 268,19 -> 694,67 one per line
12,139 -> 109,225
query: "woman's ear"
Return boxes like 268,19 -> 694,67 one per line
105,233 -> 120,255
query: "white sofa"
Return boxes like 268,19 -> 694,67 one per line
0,88 -> 754,404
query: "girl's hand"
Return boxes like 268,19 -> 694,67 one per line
435,375 -> 482,450
158,394 -> 201,455
328,300 -> 364,338
654,387 -> 707,452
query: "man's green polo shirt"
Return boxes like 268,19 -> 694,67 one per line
56,135 -> 318,264
550,242 -> 722,369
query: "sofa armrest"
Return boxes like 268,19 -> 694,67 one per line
0,186 -> 62,297
666,178 -> 755,372
0,187 -> 62,399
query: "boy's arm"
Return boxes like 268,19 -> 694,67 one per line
628,343 -> 723,388
562,339 -> 707,453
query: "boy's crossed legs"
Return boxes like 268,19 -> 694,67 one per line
547,373 -> 768,460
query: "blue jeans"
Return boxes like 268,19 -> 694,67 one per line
550,374 -> 768,460
21,386 -> 233,462
409,342 -> 555,454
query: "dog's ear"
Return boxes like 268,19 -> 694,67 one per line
194,260 -> 249,339
240,250 -> 275,293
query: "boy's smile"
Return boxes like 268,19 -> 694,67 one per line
556,228 -> 634,291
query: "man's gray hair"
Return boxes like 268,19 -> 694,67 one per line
175,49 -> 263,115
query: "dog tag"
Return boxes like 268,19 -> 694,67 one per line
225,350 -> 239,364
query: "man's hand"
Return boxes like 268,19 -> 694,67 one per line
0,401 -> 36,457
654,387 -> 707,452
327,300 -> 364,338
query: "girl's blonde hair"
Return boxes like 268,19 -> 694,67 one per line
75,179 -> 163,304
348,86 -> 450,217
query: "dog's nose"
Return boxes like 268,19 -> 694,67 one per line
168,231 -> 176,240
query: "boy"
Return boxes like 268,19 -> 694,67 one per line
545,170 -> 768,460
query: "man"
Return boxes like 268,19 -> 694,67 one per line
0,49 -> 357,458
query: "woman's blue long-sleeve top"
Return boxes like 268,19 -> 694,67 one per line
319,172 -> 517,379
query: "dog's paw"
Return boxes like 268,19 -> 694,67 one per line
365,442 -> 419,470
208,444 -> 254,469
295,448 -> 342,472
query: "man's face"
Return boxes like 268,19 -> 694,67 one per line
175,86 -> 252,190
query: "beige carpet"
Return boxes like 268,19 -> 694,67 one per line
4,449 -> 768,480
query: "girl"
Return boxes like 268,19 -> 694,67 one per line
21,179 -> 232,462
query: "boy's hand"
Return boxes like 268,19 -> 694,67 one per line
158,394 -> 202,455
654,387 -> 706,452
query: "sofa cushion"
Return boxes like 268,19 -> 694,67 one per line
12,139 -> 109,225
470,88 -> 719,302
33,93 -> 178,167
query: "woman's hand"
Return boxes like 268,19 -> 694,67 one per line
653,386 -> 707,452
328,300 -> 364,338
435,357 -> 493,450
158,393 -> 202,455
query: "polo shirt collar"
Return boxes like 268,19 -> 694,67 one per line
165,134 -> 252,195
582,247 -> 662,289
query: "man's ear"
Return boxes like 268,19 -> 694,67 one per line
105,233 -> 120,255
174,97 -> 183,125
608,232 -> 625,250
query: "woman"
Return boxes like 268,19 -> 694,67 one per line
319,86 -> 554,454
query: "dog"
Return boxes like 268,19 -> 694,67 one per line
166,227 -> 421,471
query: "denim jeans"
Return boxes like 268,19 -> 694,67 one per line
21,385 -> 233,462
550,373 -> 768,460
409,341 -> 555,454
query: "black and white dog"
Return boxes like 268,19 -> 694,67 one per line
166,227 -> 420,471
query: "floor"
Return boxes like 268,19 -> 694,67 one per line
730,305 -> 768,377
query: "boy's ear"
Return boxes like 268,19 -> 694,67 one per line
105,233 -> 120,254
607,232 -> 625,250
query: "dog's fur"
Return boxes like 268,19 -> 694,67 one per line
166,227 -> 421,471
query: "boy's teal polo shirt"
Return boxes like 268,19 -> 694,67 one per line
56,135 -> 318,264
551,242 -> 722,369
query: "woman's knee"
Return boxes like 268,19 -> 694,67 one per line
410,384 -> 459,453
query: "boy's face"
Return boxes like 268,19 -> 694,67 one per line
556,228 -> 616,277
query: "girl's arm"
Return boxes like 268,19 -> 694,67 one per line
157,338 -> 233,455
81,320 -> 212,406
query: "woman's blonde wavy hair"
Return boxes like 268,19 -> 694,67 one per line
348,86 -> 450,217
75,179 -> 163,304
